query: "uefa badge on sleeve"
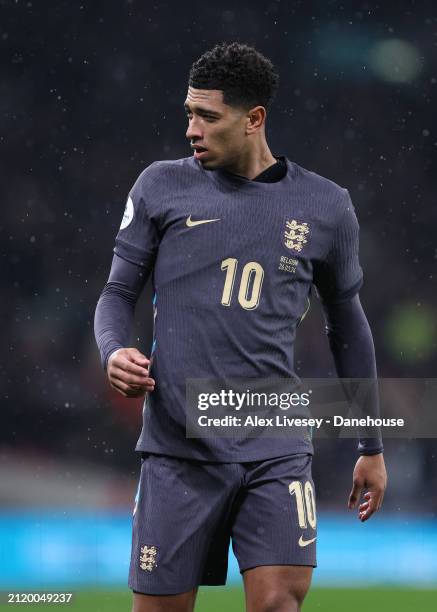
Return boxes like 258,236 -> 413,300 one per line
120,196 -> 134,230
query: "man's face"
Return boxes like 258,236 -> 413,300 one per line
184,86 -> 248,170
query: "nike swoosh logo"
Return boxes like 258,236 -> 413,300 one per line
298,535 -> 317,547
186,215 -> 220,227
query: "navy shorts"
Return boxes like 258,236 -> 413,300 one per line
128,452 -> 317,595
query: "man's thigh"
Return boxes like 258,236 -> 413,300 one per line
132,588 -> 198,612
232,453 -> 317,572
243,565 -> 313,612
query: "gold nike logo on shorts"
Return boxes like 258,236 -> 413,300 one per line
298,535 -> 317,547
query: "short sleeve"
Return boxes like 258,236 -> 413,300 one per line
313,189 -> 363,305
113,165 -> 160,270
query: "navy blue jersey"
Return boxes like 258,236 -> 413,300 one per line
113,156 -> 363,461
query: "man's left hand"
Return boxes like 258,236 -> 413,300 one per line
348,454 -> 387,522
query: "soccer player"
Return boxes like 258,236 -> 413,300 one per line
94,43 -> 387,612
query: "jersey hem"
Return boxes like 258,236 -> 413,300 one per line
134,440 -> 314,463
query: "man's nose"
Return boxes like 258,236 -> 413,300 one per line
186,117 -> 203,141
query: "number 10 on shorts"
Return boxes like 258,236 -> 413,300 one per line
289,481 -> 317,529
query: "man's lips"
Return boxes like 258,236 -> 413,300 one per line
194,151 -> 208,160
192,147 -> 208,159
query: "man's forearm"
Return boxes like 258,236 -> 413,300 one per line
94,254 -> 148,370
321,293 -> 383,455
94,282 -> 137,370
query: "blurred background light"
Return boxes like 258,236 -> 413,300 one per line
385,303 -> 436,362
368,39 -> 423,83
1,511 -> 436,588
317,28 -> 372,78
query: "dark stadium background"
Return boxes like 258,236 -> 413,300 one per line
1,1 -> 436,609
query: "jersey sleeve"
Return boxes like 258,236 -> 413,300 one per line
113,164 -> 161,270
313,189 -> 363,305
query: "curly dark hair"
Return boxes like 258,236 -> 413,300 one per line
189,42 -> 279,110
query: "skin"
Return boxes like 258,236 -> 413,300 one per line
131,590 -> 197,612
184,86 -> 277,178
107,348 -> 155,398
243,566 -> 313,612
348,454 -> 387,522
106,86 -> 388,611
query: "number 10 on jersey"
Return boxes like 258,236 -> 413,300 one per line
220,258 -> 264,310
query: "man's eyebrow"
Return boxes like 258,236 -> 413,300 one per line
183,103 -> 222,117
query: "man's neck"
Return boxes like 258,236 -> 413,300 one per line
226,144 -> 277,180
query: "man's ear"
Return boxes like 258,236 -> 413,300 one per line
246,106 -> 266,135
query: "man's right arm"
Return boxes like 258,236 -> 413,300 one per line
94,164 -> 162,397
94,253 -> 155,397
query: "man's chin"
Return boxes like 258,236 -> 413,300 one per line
193,153 -> 226,171
197,157 -> 218,170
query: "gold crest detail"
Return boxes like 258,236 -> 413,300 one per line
140,545 -> 158,572
284,220 -> 309,252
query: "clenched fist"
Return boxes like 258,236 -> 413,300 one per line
107,347 -> 155,398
